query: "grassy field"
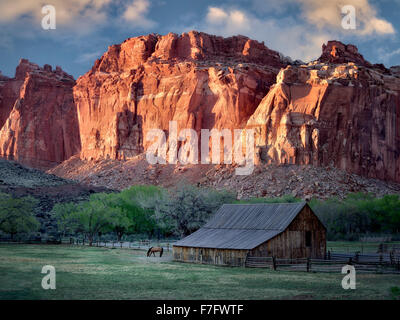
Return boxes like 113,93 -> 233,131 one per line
0,244 -> 399,300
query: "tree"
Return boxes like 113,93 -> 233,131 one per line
155,184 -> 235,237
52,202 -> 80,237
118,185 -> 164,236
64,193 -> 122,246
0,193 -> 39,240
97,193 -> 133,241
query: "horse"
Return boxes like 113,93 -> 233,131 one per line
147,246 -> 163,257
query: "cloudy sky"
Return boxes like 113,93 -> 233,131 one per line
0,0 -> 399,78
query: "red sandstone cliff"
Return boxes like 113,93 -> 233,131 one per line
74,31 -> 284,160
247,42 -> 400,182
0,59 -> 81,169
1,32 -> 400,186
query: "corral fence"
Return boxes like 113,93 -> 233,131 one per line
68,239 -> 175,252
0,237 -> 177,252
245,251 -> 400,274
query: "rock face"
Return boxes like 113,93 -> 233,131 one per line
247,42 -> 400,182
2,33 -> 400,186
0,59 -> 81,169
319,40 -> 372,67
74,31 -> 284,160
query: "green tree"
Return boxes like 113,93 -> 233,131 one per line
155,184 -> 235,237
0,193 -> 39,240
52,202 -> 80,237
118,185 -> 165,236
66,193 -> 122,246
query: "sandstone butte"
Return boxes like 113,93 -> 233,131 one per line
0,32 -> 399,183
0,59 -> 80,169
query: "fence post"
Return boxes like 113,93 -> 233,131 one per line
328,250 -> 331,260
379,254 -> 383,265
348,257 -> 353,265
272,256 -> 277,271
355,252 -> 359,263
307,257 -> 311,272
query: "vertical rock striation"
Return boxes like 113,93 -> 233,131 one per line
247,42 -> 400,182
0,59 -> 81,169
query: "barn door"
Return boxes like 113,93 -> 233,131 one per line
305,231 -> 312,257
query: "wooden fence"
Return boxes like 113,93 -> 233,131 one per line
245,252 -> 400,274
0,237 -> 175,252
68,239 -> 174,252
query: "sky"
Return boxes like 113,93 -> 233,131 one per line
0,0 -> 400,79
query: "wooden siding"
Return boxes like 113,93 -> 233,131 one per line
250,205 -> 326,259
173,246 -> 248,267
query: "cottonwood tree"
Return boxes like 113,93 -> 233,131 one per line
155,184 -> 235,237
63,193 -> 123,246
0,193 -> 39,240
52,202 -> 80,238
118,185 -> 165,236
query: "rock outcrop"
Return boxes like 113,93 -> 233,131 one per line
247,42 -> 400,182
1,33 -> 400,187
0,59 -> 81,169
74,31 -> 284,160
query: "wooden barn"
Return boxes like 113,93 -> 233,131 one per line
173,202 -> 326,266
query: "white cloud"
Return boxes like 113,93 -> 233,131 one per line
378,47 -> 400,63
297,0 -> 395,35
206,7 -> 229,24
196,1 -> 396,62
123,0 -> 156,28
0,0 -> 156,32
0,0 -> 111,25
202,6 -> 332,62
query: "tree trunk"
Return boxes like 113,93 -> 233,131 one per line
89,235 -> 93,246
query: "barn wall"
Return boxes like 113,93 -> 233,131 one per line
250,206 -> 326,259
173,246 -> 248,267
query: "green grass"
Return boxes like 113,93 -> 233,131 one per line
0,244 -> 399,300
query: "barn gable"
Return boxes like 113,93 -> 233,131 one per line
174,202 -> 312,250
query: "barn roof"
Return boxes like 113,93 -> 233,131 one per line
174,202 -> 308,250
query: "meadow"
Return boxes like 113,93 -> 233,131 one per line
0,244 -> 399,300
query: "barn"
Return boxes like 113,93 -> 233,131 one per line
173,202 -> 326,267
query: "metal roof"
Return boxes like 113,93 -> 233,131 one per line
174,202 -> 307,250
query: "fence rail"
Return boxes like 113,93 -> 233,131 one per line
245,252 -> 400,274
0,238 -> 177,252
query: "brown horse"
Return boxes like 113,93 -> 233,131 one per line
147,246 -> 163,257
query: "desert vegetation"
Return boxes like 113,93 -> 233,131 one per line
0,192 -> 40,240
1,185 -> 399,242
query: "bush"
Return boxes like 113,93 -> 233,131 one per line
309,193 -> 400,240
154,184 -> 236,237
0,193 -> 40,239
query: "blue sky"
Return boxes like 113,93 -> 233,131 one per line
0,0 -> 399,79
